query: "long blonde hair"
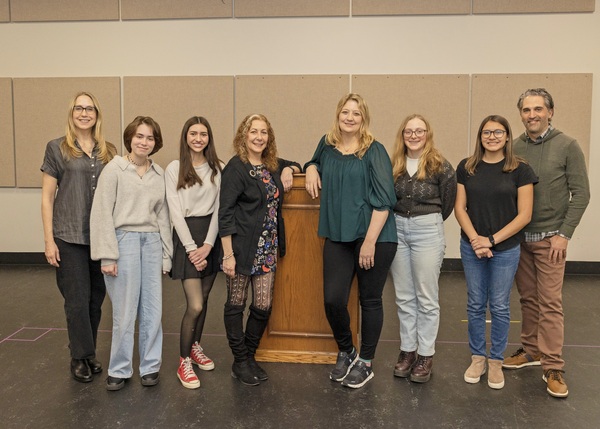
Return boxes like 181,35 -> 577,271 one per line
325,93 -> 374,159
61,91 -> 116,164
392,114 -> 444,180
233,114 -> 279,172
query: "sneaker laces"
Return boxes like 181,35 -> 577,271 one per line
181,358 -> 196,378
510,347 -> 526,358
547,370 -> 564,383
414,356 -> 428,369
192,343 -> 209,361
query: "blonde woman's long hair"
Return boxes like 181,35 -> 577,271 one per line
392,114 -> 444,180
61,91 -> 116,164
325,93 -> 374,160
233,114 -> 279,172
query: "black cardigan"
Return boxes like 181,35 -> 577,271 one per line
218,156 -> 300,275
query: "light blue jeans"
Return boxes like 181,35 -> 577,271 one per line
389,213 -> 445,356
105,230 -> 164,378
460,238 -> 520,361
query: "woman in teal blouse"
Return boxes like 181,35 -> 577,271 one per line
305,93 -> 397,389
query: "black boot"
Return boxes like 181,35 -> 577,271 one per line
245,306 -> 271,381
224,304 -> 249,362
231,360 -> 260,386
224,304 -> 259,385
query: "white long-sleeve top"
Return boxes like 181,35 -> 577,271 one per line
90,156 -> 173,272
165,160 -> 221,253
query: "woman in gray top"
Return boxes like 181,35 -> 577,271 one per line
41,91 -> 117,383
91,116 -> 173,391
389,114 -> 456,384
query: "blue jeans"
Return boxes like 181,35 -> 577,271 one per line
104,230 -> 164,378
389,213 -> 445,356
460,238 -> 520,361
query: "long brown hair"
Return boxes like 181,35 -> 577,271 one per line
177,116 -> 222,190
325,93 -> 374,160
233,114 -> 278,172
465,115 -> 522,175
391,114 -> 444,180
61,91 -> 116,164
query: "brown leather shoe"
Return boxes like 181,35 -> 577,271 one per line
394,351 -> 416,378
543,369 -> 569,398
410,355 -> 433,383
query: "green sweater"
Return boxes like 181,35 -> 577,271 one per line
513,128 -> 590,238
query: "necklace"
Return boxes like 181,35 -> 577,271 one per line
127,154 -> 147,166
337,144 -> 357,154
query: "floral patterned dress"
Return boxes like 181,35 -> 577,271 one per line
250,165 -> 280,275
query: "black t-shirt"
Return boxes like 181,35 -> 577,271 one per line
457,159 -> 538,251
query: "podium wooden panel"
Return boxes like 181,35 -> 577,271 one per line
255,175 -> 360,364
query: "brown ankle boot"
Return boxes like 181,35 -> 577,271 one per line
409,355 -> 433,383
394,351 -> 416,378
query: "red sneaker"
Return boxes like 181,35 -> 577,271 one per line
177,357 -> 200,389
191,342 -> 215,370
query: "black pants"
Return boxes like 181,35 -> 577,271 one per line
55,238 -> 106,359
323,239 -> 397,360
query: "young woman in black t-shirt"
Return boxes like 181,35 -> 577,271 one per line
455,115 -> 537,390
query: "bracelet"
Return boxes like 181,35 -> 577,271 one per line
222,252 -> 235,260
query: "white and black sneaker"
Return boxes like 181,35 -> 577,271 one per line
342,360 -> 374,389
329,349 -> 358,381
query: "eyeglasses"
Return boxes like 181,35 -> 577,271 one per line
403,129 -> 427,138
73,105 -> 96,114
481,129 -> 506,139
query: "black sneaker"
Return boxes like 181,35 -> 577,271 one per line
342,360 -> 374,389
106,376 -> 126,391
329,349 -> 358,382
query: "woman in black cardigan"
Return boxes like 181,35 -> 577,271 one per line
219,113 -> 300,386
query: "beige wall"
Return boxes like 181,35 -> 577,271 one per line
0,5 -> 598,261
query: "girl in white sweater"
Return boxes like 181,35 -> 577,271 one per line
165,116 -> 222,389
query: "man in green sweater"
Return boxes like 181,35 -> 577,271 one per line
503,88 -> 590,398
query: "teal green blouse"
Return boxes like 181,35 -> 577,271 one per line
305,136 -> 397,243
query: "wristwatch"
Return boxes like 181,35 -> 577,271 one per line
488,235 -> 496,247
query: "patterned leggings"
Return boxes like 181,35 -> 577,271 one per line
226,271 -> 275,311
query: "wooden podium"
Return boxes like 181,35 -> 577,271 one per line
255,175 -> 360,364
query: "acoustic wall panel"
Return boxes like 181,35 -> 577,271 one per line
473,0 -> 594,14
235,75 -> 350,166
0,79 -> 15,187
235,0 -> 349,18
471,74 -> 592,163
10,0 -> 119,22
121,0 -> 232,20
352,0 -> 471,16
123,76 -> 234,169
13,78 -> 121,188
0,0 -> 9,22
352,75 -> 470,166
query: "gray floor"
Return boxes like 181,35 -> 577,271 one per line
1,265 -> 599,429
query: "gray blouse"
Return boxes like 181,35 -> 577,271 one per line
40,137 -> 105,245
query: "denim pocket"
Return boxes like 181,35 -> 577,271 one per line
115,229 -> 129,243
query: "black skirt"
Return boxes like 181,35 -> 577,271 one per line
170,215 -> 221,280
